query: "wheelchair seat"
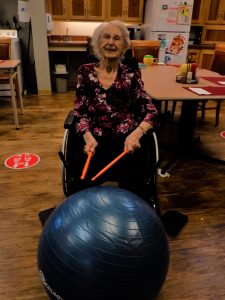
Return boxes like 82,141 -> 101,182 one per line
58,110 -> 161,216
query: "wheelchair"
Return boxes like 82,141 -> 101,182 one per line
58,110 -> 161,216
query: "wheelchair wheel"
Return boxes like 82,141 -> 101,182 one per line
61,126 -> 81,197
60,123 -> 161,215
61,129 -> 70,197
144,131 -> 161,215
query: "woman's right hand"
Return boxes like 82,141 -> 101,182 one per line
83,131 -> 98,154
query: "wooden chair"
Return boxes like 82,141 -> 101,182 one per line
130,40 -> 164,114
0,38 -> 23,112
197,44 -> 225,126
130,40 -> 160,63
171,44 -> 224,126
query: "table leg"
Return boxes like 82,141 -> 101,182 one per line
15,67 -> 24,114
159,100 -> 198,174
9,72 -> 20,129
177,100 -> 198,153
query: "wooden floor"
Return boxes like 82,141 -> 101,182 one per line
0,93 -> 224,300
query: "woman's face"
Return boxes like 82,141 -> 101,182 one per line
99,25 -> 125,60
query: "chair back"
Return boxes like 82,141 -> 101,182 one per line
130,40 -> 160,63
210,43 -> 225,75
0,38 -> 11,60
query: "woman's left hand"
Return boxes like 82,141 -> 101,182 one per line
124,128 -> 143,153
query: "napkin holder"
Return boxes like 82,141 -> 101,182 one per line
176,75 -> 199,84
176,63 -> 198,84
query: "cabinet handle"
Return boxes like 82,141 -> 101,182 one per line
63,5 -> 66,16
221,11 -> 224,20
217,11 -> 221,19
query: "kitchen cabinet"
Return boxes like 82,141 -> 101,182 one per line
191,0 -> 206,25
46,0 -> 106,20
187,48 -> 215,70
199,49 -> 214,69
69,0 -> 106,20
205,0 -> 225,24
202,24 -> 225,44
108,0 -> 143,22
187,49 -> 201,64
46,0 -> 67,19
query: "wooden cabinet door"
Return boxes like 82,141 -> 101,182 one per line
69,0 -> 86,20
187,49 -> 200,64
108,0 -> 124,20
199,49 -> 214,69
69,0 -> 106,20
124,0 -> 143,22
202,25 -> 225,44
191,0 -> 205,24
108,0 -> 143,22
47,0 -> 67,19
87,0 -> 106,20
205,0 -> 225,24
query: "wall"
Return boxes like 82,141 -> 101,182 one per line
50,21 -> 102,36
30,0 -> 51,95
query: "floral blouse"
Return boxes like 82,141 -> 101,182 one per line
74,63 -> 158,137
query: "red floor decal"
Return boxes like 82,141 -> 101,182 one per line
5,153 -> 40,169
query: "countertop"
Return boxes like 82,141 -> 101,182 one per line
188,44 -> 216,50
48,35 -> 89,52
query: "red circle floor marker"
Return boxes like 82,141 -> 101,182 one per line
4,153 -> 40,169
221,131 -> 225,138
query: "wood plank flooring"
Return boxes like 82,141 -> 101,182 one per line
0,94 -> 224,300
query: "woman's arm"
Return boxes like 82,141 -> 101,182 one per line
74,65 -> 92,134
74,65 -> 98,154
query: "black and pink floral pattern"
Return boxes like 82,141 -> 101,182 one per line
74,63 -> 158,137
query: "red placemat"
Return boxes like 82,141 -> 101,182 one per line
183,86 -> 225,95
200,77 -> 225,85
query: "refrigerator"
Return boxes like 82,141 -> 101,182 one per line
143,0 -> 194,64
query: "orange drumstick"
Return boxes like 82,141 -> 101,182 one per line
91,148 -> 129,181
80,151 -> 93,180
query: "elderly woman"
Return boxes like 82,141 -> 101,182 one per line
72,20 -> 158,203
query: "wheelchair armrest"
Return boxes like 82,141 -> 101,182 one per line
64,110 -> 75,129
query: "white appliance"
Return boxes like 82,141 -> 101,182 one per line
0,29 -> 23,96
143,0 -> 194,64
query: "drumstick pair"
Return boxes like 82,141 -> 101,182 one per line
80,148 -> 129,181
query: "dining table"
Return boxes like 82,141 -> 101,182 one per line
0,59 -> 23,129
141,64 -> 225,174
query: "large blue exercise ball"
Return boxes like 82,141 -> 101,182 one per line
38,186 -> 169,300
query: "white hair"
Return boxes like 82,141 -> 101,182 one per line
91,20 -> 131,60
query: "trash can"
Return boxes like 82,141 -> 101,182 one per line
54,64 -> 68,93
